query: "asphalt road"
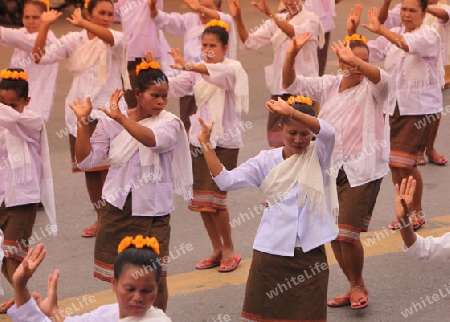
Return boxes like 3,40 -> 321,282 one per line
1,0 -> 450,321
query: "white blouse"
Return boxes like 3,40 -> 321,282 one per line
285,71 -> 390,187
404,233 -> 450,261
0,27 -> 59,121
77,112 -> 181,217
168,63 -> 243,149
214,119 -> 337,255
242,10 -> 322,95
37,29 -> 128,136
303,0 -> 336,33
8,298 -> 172,322
368,25 -> 443,116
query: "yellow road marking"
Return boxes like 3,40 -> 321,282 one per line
1,215 -> 450,321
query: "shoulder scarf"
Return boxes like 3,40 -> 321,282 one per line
119,306 -> 172,321
384,24 -> 445,92
271,9 -> 325,51
109,110 -> 193,200
319,77 -> 390,180
193,58 -> 249,140
260,142 -> 339,230
66,31 -> 131,90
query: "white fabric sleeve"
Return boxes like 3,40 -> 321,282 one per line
153,11 -> 187,37
8,298 -> 51,322
403,233 -> 450,261
202,63 -> 236,91
243,19 -> 276,50
77,119 -> 110,170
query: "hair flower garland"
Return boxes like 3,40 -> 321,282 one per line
84,0 -> 90,9
0,69 -> 28,81
205,19 -> 230,32
117,235 -> 160,255
287,95 -> 313,106
343,34 -> 368,45
38,0 -> 50,10
135,60 -> 162,75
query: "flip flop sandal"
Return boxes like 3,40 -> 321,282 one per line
350,295 -> 368,310
81,224 -> 99,238
388,219 -> 401,230
195,258 -> 220,270
327,294 -> 351,307
417,152 -> 426,166
218,254 -> 242,273
428,154 -> 448,166
412,219 -> 426,231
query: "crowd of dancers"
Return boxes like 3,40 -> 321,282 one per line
0,0 -> 450,321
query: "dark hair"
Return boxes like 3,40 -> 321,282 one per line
349,40 -> 369,53
281,102 -> 316,125
114,246 -> 162,282
403,0 -> 428,11
202,26 -> 229,46
24,0 -> 48,13
0,69 -> 29,99
85,0 -> 114,14
136,67 -> 168,92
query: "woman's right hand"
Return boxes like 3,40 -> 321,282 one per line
265,97 -> 291,117
228,0 -> 241,19
12,244 -> 46,289
40,10 -> 63,26
347,4 -> 363,35
68,96 -> 93,120
33,269 -> 63,320
197,118 -> 213,145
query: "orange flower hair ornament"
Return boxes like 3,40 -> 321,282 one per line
135,60 -> 162,76
287,95 -> 313,106
0,69 -> 28,81
205,19 -> 230,33
84,0 -> 90,9
117,235 -> 160,255
38,0 -> 50,10
343,34 -> 368,45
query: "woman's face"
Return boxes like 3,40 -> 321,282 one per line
85,1 -> 114,29
201,33 -> 228,63
0,89 -> 30,114
340,46 -> 369,84
401,0 -> 426,32
282,0 -> 303,14
199,0 -> 219,24
280,118 -> 314,158
136,82 -> 169,117
22,3 -> 43,33
113,265 -> 159,318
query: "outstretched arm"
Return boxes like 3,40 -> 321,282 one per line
252,0 -> 295,37
197,118 -> 223,177
347,4 -> 363,35
426,7 -> 450,23
168,48 -> 210,75
229,0 -> 250,43
395,176 -> 417,248
282,32 -> 311,89
265,98 -> 320,134
32,10 -> 63,63
185,0 -> 220,20
378,0 -> 392,25
67,8 -> 114,46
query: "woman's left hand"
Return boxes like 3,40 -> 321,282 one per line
198,118 -> 213,145
169,48 -> 188,70
362,7 -> 381,34
67,8 -> 85,28
98,89 -> 123,121
265,97 -> 291,117
332,41 -> 357,66
185,0 -> 202,12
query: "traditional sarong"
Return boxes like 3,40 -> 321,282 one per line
242,247 -> 328,322
0,203 -> 37,263
267,94 -> 291,148
389,106 -> 437,169
179,95 -> 198,132
335,169 -> 382,243
94,194 -> 170,282
70,119 -> 110,173
188,145 -> 238,213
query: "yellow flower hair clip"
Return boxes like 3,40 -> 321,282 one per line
135,60 -> 162,76
84,0 -> 90,9
205,19 -> 230,33
287,95 -> 313,106
117,235 -> 160,255
343,34 -> 368,45
38,0 -> 50,10
0,69 -> 28,81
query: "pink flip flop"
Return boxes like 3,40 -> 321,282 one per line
218,254 -> 242,273
195,258 -> 220,270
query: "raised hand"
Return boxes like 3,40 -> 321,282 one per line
168,48 -> 188,70
67,8 -> 85,28
331,40 -> 357,66
40,10 -> 63,26
98,89 -> 124,121
69,96 -> 93,120
347,4 -> 363,35
228,0 -> 241,18
12,244 -> 46,288
395,176 -> 416,223
197,118 -> 213,144
33,269 -> 62,319
362,7 -> 381,34
251,0 -> 270,16
287,32 -> 312,54
185,0 -> 202,12
144,50 -> 156,63
265,97 -> 291,117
